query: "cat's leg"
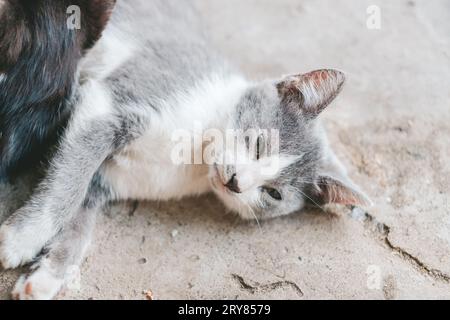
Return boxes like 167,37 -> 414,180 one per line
11,205 -> 98,300
11,171 -> 114,300
0,80 -> 119,269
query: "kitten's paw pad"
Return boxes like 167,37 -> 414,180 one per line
0,224 -> 42,269
12,271 -> 63,300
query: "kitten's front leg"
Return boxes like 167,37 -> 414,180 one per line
0,80 -> 117,269
11,206 -> 98,300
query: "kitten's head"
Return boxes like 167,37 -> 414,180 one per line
210,69 -> 371,220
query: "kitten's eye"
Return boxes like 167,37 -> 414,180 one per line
262,187 -> 282,200
256,134 -> 265,160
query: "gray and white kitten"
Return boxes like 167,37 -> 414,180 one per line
0,0 -> 370,299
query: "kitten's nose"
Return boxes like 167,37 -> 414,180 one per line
224,174 -> 241,193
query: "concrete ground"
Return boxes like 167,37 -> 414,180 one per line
1,0 -> 449,299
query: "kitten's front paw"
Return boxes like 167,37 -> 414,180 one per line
12,271 -> 63,300
0,223 -> 44,269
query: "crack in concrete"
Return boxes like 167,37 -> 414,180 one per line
351,207 -> 450,284
231,274 -> 304,297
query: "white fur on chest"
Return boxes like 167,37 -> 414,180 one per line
104,73 -> 249,201
104,130 -> 211,201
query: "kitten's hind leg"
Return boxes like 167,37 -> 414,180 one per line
11,206 -> 98,300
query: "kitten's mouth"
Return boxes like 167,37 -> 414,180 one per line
210,164 -> 234,196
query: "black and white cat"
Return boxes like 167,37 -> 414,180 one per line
0,0 -> 370,299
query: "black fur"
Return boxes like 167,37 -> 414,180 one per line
0,0 -> 116,182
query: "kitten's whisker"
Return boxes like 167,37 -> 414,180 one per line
293,186 -> 327,214
246,203 -> 262,233
235,197 -> 262,232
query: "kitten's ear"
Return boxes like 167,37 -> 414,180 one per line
312,174 -> 372,207
310,150 -> 372,207
79,0 -> 117,49
276,69 -> 345,117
